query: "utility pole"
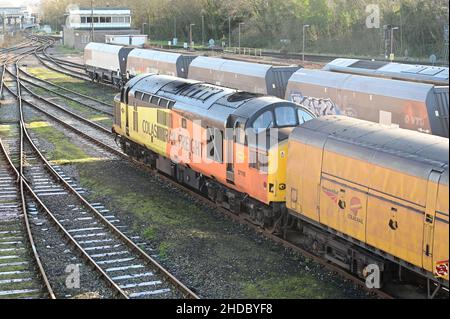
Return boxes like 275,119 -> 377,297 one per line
228,17 -> 231,48
148,14 -> 151,41
302,24 -> 310,62
90,0 -> 94,42
174,17 -> 177,39
383,24 -> 391,59
189,23 -> 195,50
399,3 -> 403,56
444,24 -> 449,66
238,22 -> 244,54
202,15 -> 205,47
390,26 -> 399,60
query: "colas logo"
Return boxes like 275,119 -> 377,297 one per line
349,197 -> 362,216
348,196 -> 364,225
435,260 -> 449,278
322,186 -> 338,203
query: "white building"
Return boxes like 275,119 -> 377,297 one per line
105,34 -> 147,47
0,6 -> 35,29
63,7 -> 140,50
65,7 -> 131,30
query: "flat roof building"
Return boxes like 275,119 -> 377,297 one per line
63,7 -> 140,50
0,6 -> 35,30
65,7 -> 132,30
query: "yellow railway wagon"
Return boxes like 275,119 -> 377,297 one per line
286,116 -> 449,291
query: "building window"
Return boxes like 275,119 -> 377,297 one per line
81,34 -> 89,44
106,17 -> 111,23
81,16 -> 87,23
125,16 -> 131,23
100,17 -> 106,23
86,17 -> 92,23
112,16 -> 125,23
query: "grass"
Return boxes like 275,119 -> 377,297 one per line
0,263 -> 29,273
0,124 -> 11,138
89,116 -> 113,128
143,227 -> 157,241
28,85 -> 91,114
53,45 -> 83,55
27,121 -> 102,165
241,275 -> 348,299
0,249 -> 24,257
26,67 -> 79,84
26,82 -> 114,126
158,241 -> 173,259
65,99 -> 95,115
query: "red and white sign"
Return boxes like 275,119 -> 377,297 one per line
435,260 -> 449,278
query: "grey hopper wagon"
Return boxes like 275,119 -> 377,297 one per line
84,42 -> 133,86
285,69 -> 449,138
126,49 -> 196,79
188,56 -> 300,98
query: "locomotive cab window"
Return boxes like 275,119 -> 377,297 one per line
252,111 -> 274,132
275,106 -> 298,127
298,108 -> 314,124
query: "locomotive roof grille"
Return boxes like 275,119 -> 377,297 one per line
177,84 -> 224,101
134,90 -> 175,108
227,91 -> 262,102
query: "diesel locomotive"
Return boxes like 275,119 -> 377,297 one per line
112,73 -> 449,297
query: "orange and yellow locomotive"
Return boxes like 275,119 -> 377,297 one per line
113,73 -> 449,296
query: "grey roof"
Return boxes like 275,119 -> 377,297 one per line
324,58 -> 449,86
128,48 -> 184,64
190,56 -> 273,78
288,69 -> 435,102
127,74 -> 302,129
292,115 -> 449,184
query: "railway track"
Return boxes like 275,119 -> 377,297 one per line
14,38 -> 401,299
38,53 -> 85,71
0,39 -> 198,299
14,69 -> 113,116
149,43 -> 447,66
29,36 -> 118,89
0,130 -> 55,299
11,36 -> 445,299
18,66 -> 113,108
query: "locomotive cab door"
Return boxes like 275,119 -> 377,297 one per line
125,87 -> 132,136
423,169 -> 442,272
